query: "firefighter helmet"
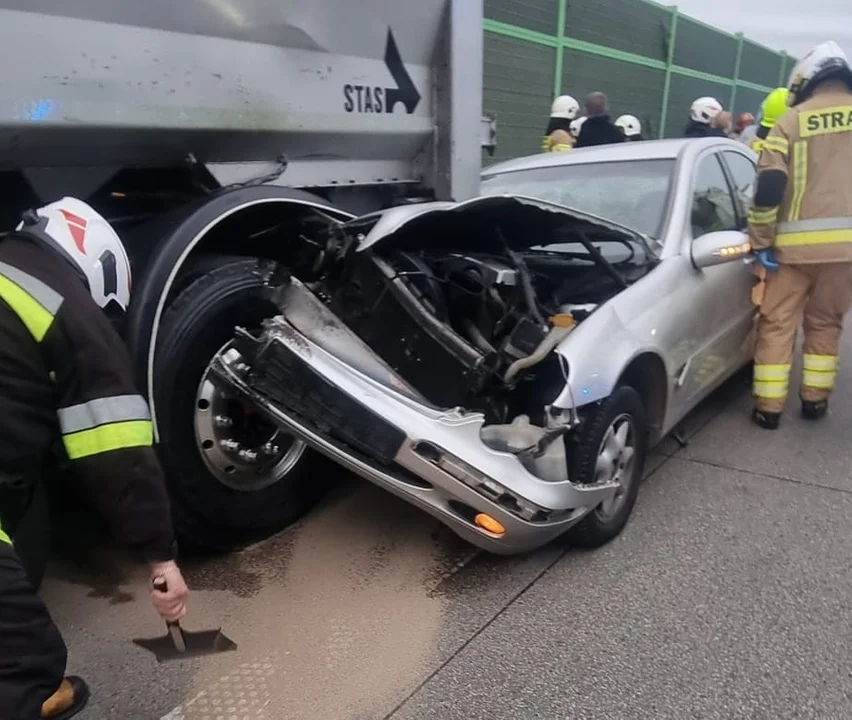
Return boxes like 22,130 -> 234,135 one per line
17,197 -> 132,313
615,114 -> 642,138
689,96 -> 723,124
788,41 -> 852,106
569,116 -> 586,138
550,95 -> 580,120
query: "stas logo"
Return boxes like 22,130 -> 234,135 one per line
343,29 -> 421,115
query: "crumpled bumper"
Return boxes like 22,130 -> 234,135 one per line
210,309 -> 619,555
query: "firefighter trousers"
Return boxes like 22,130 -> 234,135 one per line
0,542 -> 67,719
753,262 -> 852,413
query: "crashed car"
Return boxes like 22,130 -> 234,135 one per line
211,137 -> 758,554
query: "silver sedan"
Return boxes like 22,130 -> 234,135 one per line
215,137 -> 759,554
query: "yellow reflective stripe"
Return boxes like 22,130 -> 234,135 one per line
803,354 -> 838,371
541,136 -> 550,152
0,274 -> 55,342
789,140 -> 807,222
748,207 -> 778,225
0,521 -> 10,546
762,136 -> 789,155
551,143 -> 572,152
799,106 -> 852,137
62,419 -> 154,460
775,228 -> 852,247
751,138 -> 765,152
753,381 -> 788,399
802,370 -> 836,389
753,363 -> 791,381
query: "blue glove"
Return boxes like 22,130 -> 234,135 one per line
755,248 -> 780,271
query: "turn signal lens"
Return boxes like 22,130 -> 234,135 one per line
474,513 -> 506,536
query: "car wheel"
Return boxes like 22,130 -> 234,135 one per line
568,385 -> 647,549
154,257 -> 331,552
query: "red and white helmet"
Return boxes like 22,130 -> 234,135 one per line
690,96 -> 723,124
17,197 -> 131,313
788,41 -> 852,106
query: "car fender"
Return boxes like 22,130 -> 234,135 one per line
551,302 -> 670,409
122,185 -> 353,437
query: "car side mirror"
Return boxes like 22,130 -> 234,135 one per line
691,230 -> 751,269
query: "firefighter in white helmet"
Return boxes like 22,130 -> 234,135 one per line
541,94 -> 580,152
747,41 -> 852,429
0,198 -> 190,718
684,96 -> 725,137
569,115 -> 587,141
615,114 -> 643,141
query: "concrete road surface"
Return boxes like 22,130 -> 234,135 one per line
44,349 -> 852,719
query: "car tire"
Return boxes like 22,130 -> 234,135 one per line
568,385 -> 648,549
154,256 -> 330,552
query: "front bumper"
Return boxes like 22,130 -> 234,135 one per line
210,318 -> 619,555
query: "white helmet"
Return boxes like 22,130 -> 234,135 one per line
569,116 -> 587,138
615,114 -> 642,137
550,95 -> 580,120
17,197 -> 132,313
690,96 -> 723,124
788,40 -> 852,106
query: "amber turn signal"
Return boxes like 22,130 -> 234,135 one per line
474,513 -> 506,536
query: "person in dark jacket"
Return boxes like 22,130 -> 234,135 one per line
684,96 -> 727,137
574,92 -> 625,148
0,198 -> 189,720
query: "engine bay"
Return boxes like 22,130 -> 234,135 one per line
314,203 -> 655,423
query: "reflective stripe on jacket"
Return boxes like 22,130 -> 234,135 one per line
747,83 -> 852,264
541,131 -> 572,153
0,237 -> 175,562
0,519 -> 9,545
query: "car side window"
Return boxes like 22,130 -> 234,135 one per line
690,154 -> 738,238
722,151 -> 757,224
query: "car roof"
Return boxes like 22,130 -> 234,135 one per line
481,137 -> 751,177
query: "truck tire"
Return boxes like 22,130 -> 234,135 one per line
568,385 -> 647,549
154,257 -> 329,551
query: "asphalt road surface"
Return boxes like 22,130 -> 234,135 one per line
45,346 -> 852,719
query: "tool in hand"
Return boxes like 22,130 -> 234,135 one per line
132,576 -> 237,663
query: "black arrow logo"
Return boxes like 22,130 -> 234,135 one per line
384,29 -> 421,114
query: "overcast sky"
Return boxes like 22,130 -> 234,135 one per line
674,0 -> 852,60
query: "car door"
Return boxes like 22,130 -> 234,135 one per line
665,150 -> 754,419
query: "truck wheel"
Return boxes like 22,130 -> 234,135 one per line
154,257 -> 328,551
568,385 -> 647,549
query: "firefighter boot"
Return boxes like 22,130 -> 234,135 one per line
752,409 -> 781,430
41,676 -> 89,720
801,400 -> 828,420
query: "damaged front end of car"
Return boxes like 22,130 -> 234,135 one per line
209,195 -> 657,553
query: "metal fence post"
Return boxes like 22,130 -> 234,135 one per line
729,32 -> 744,111
658,5 -> 679,138
554,0 -> 568,98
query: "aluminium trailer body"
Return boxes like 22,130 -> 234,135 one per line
0,0 -> 493,553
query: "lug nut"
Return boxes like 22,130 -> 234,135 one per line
238,449 -> 259,462
214,414 -> 234,429
262,442 -> 280,456
219,439 -> 241,453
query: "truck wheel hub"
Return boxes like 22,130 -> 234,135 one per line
194,346 -> 306,491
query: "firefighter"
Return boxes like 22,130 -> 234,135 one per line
569,115 -> 586,141
542,94 -> 580,152
748,87 -> 791,153
0,198 -> 189,718
684,96 -> 725,137
747,41 -> 852,429
615,114 -> 643,141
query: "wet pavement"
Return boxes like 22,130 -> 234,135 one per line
45,346 -> 852,719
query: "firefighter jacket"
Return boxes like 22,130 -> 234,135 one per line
0,236 -> 176,560
541,129 -> 573,152
748,81 -> 852,264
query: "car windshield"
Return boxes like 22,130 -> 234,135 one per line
480,159 -> 675,242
